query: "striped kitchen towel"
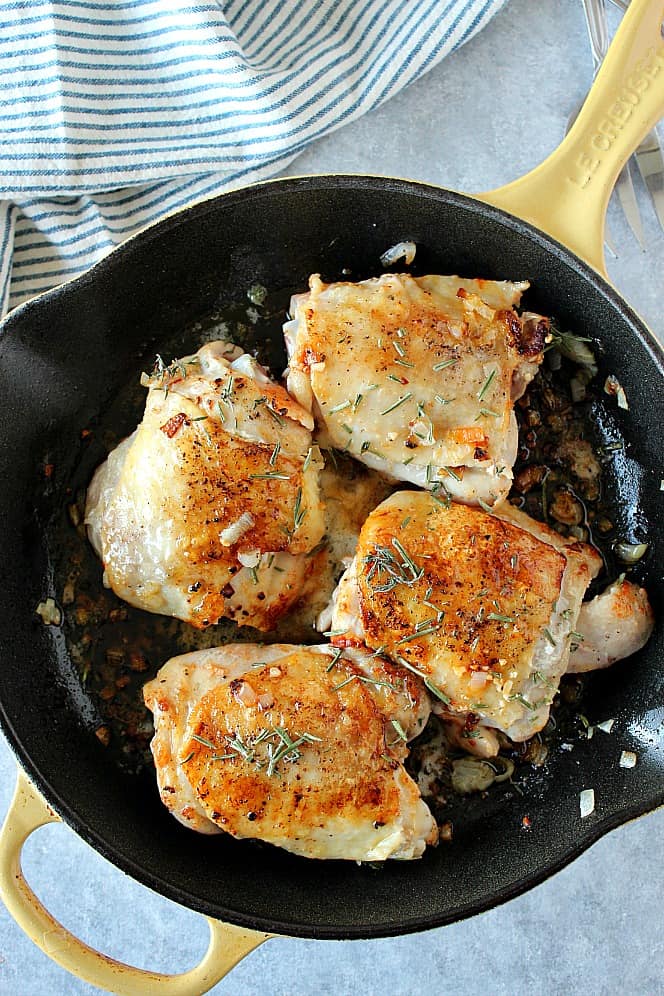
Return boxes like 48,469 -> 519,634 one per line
0,0 -> 508,317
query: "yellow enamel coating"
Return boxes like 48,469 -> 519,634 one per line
481,0 -> 664,275
0,769 -> 272,995
0,2 -> 663,994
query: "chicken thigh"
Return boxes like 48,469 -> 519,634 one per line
143,643 -> 437,860
568,575 -> 654,672
324,490 -> 604,742
85,341 -> 325,631
284,273 -> 547,505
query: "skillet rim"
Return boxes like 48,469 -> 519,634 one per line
0,173 -> 663,939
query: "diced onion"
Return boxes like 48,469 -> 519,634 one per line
570,376 -> 586,402
619,750 -> 637,769
580,788 -> 595,818
380,241 -> 416,267
238,550 -> 261,569
233,681 -> 258,707
247,283 -> 267,306
451,757 -> 496,794
604,375 -> 629,410
35,598 -> 61,626
596,718 -> 615,734
220,512 -> 255,547
559,337 -> 597,371
614,541 -> 648,564
490,757 -> 515,784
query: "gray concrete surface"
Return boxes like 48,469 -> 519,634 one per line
1,0 -> 662,992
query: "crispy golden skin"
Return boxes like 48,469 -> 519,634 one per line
285,273 -> 547,505
144,644 -> 436,860
85,342 -> 325,630
328,491 -> 601,741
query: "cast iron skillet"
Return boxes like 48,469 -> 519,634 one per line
0,2 -> 662,990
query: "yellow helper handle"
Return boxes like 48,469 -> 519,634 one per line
0,769 -> 272,995
480,0 -> 664,275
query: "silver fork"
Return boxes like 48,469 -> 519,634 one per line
581,0 -> 646,249
608,0 -> 664,233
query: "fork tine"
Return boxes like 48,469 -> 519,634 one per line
580,0 -> 647,249
635,129 -> 664,234
614,160 -> 647,250
603,220 -> 618,258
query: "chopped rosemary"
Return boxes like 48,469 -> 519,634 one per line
477,497 -> 495,515
434,394 -> 454,405
431,491 -> 451,509
487,612 -> 514,624
265,728 -> 322,778
249,472 -> 290,480
363,444 -> 387,459
325,647 -> 344,672
226,735 -> 255,762
303,446 -> 313,472
269,441 -> 281,466
220,375 -> 235,402
394,359 -> 415,368
508,693 -> 536,711
359,675 -> 400,692
392,537 -> 421,576
192,733 -> 215,749
293,488 -> 306,531
432,358 -> 457,371
266,404 -> 285,427
441,466 -> 462,481
543,628 -> 557,647
396,656 -> 451,705
390,719 -> 408,742
477,369 -> 496,401
332,674 -> 357,692
363,538 -> 423,593
475,407 -> 499,419
380,392 -> 412,416
329,400 -> 351,414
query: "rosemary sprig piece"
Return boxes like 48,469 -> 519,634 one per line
380,392 -> 412,416
477,369 -> 496,401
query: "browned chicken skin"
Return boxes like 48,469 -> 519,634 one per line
85,341 -> 325,630
143,644 -> 436,860
325,490 -> 602,741
284,273 -> 547,505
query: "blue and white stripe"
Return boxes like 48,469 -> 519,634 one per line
0,0 -> 507,315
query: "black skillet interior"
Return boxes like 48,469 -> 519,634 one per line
0,176 -> 662,939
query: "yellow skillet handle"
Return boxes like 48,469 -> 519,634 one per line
480,0 -> 664,275
0,769 -> 272,995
